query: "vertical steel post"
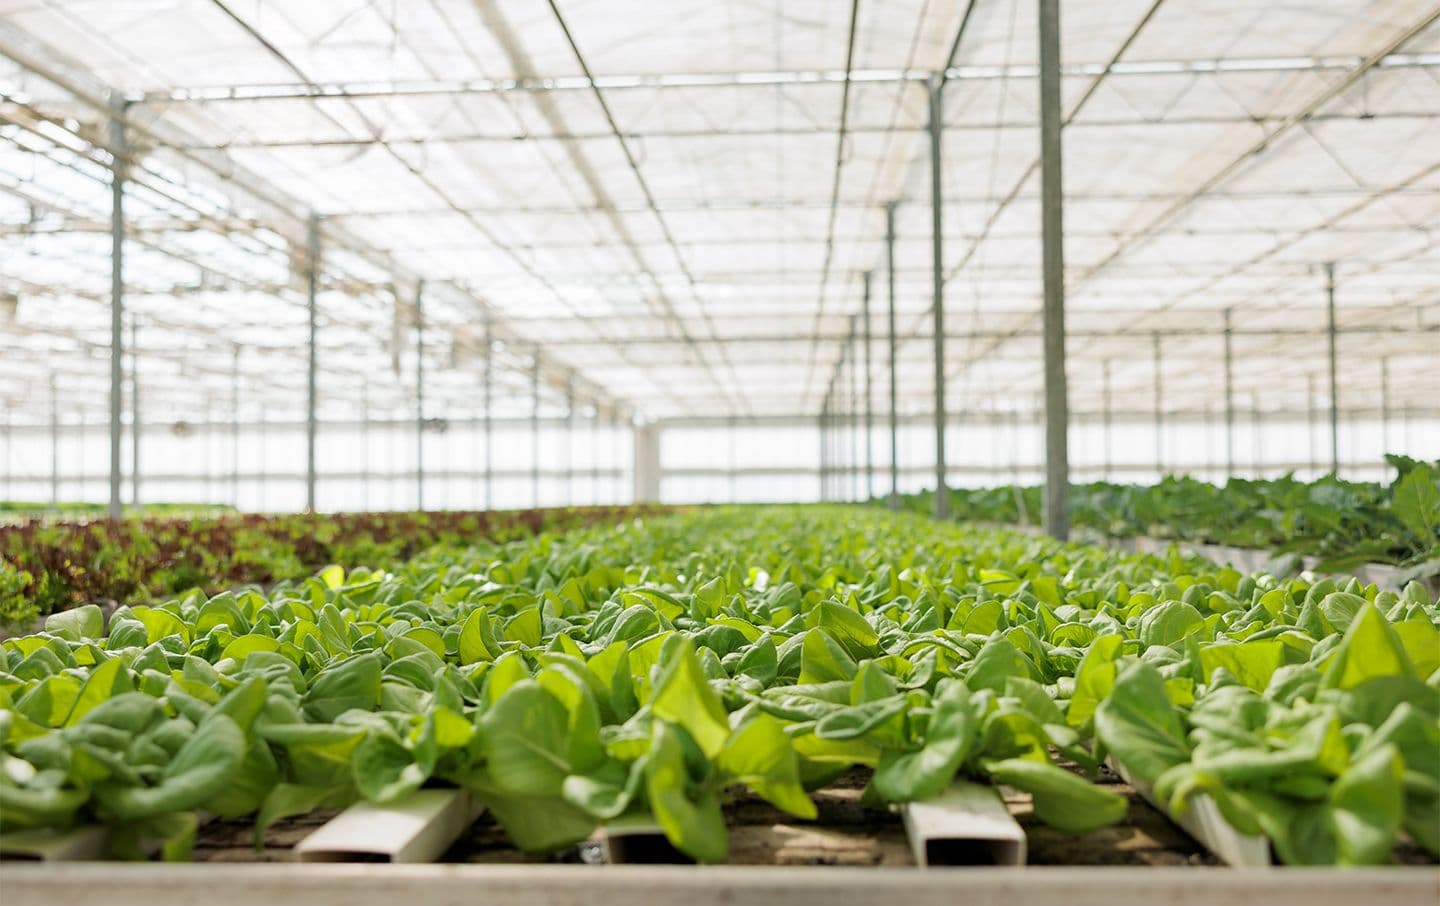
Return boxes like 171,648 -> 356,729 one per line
885,202 -> 900,509
1038,0 -> 1069,539
1251,404 -> 1262,476
257,407 -> 266,512
49,373 -> 59,509
927,73 -> 950,520
231,345 -> 241,507
1325,262 -> 1339,474
305,215 -> 319,512
862,270 -> 874,501
840,314 -> 852,501
819,398 -> 829,501
1,403 -> 8,503
593,404 -> 602,504
130,314 -> 141,506
414,281 -> 425,510
360,381 -> 370,511
1152,332 -> 1163,476
1308,373 -> 1318,475
1223,308 -> 1234,475
531,354 -> 541,508
1102,360 -> 1112,481
1379,357 -> 1390,458
483,313 -> 494,510
108,94 -> 126,520
564,375 -> 575,506
727,414 -> 737,502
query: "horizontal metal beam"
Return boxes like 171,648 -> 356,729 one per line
132,53 -> 1440,103
498,323 -> 1439,348
155,109 -> 1440,151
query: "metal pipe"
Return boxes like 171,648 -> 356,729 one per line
1038,0 -> 1069,540
1102,360 -> 1112,481
1325,262 -> 1339,474
1152,332 -> 1163,475
1223,308 -> 1234,475
928,73 -> 950,521
130,313 -> 140,506
305,214 -> 319,512
483,314 -> 493,510
257,407 -> 266,512
593,404 -> 603,504
823,397 -> 835,501
108,93 -> 126,520
360,381 -> 370,511
1308,373 -> 1318,474
840,316 -> 852,501
49,373 -> 59,509
565,375 -> 575,506
1380,357 -> 1390,457
862,270 -> 874,501
531,353 -> 541,508
886,203 -> 900,509
415,280 -> 425,510
231,345 -> 241,506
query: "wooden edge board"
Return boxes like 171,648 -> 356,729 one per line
899,780 -> 1026,867
1105,756 -> 1270,868
294,789 -> 481,863
1,863 -> 1436,906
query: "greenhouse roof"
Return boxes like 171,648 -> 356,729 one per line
1,0 -> 1438,425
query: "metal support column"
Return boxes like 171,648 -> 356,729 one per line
108,94 -> 126,520
305,214 -> 319,512
927,73 -> 950,521
1223,308 -> 1234,475
1325,262 -> 1339,474
130,314 -> 141,506
1152,332 -> 1163,475
593,404 -> 602,504
230,345 -> 241,507
1038,0 -> 1069,539
564,376 -> 575,506
1102,360 -> 1112,481
483,313 -> 493,510
531,354 -> 541,508
49,373 -> 58,509
360,381 -> 370,511
1308,373 -> 1319,474
823,396 -> 831,501
840,316 -> 852,501
415,280 -> 425,510
1380,357 -> 1390,457
885,203 -> 900,510
862,270 -> 874,501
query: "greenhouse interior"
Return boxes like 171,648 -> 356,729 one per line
1,0 -> 1438,900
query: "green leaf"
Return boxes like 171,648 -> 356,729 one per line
984,757 -> 1126,833
303,654 -> 382,721
646,721 -> 728,863
1320,603 -> 1416,691
1392,465 -> 1439,546
871,681 -> 980,802
95,714 -> 246,821
716,713 -> 816,818
1095,662 -> 1190,783
650,637 -> 731,758
44,604 -> 104,642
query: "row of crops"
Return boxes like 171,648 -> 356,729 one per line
2,505 -> 1436,866
894,455 -> 1440,580
0,506 -> 666,628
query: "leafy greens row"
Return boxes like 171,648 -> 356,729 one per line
1,506 -> 1436,864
